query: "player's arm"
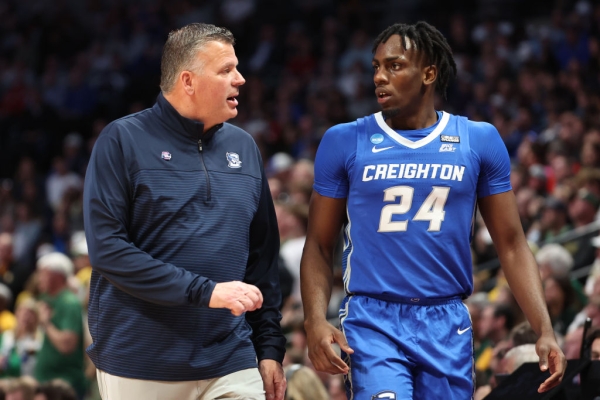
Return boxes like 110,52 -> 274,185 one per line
301,192 -> 353,375
478,191 -> 566,392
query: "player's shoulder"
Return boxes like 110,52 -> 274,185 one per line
464,118 -> 500,137
317,118 -> 365,158
324,119 -> 361,138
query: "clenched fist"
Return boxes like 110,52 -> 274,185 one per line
209,281 -> 263,316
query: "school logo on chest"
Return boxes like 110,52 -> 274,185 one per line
226,152 -> 242,168
439,143 -> 456,152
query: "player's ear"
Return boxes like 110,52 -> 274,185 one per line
423,64 -> 437,87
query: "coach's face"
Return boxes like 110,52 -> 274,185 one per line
191,41 -> 245,130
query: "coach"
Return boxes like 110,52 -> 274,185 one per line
83,23 -> 285,400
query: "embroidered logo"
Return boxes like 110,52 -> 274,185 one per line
440,135 -> 460,143
457,326 -> 471,335
439,144 -> 456,152
226,152 -> 242,168
161,151 -> 172,161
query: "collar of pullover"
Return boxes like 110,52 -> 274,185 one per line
154,92 -> 223,142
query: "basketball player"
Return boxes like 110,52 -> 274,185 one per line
300,21 -> 566,399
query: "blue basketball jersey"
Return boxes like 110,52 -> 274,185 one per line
314,111 -> 511,300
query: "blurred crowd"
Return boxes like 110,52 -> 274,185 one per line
1,0 -> 600,398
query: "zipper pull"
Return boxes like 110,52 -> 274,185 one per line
198,139 -> 203,152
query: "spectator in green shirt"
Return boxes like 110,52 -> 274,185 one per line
0,297 -> 43,378
34,252 -> 86,399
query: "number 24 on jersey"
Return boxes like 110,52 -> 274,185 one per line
378,186 -> 450,232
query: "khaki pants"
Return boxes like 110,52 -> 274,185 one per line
96,368 -> 265,400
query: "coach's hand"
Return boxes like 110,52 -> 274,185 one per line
209,281 -> 263,316
536,333 -> 566,393
305,319 -> 354,375
259,359 -> 286,400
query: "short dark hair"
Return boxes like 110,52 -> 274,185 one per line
509,321 -> 538,346
372,21 -> 457,98
35,379 -> 77,400
160,23 -> 235,93
494,304 -> 516,331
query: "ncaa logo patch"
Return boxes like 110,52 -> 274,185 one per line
161,151 -> 172,160
439,143 -> 456,152
372,391 -> 396,399
370,134 -> 384,144
226,152 -> 242,168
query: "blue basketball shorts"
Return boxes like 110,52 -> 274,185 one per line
339,295 -> 474,400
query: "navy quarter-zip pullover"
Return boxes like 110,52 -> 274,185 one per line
83,93 -> 285,380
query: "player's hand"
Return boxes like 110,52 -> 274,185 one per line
208,281 -> 263,316
304,319 -> 354,375
536,333 -> 566,393
259,359 -> 286,400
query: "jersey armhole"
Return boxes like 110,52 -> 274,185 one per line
353,116 -> 366,168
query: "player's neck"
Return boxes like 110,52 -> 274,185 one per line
385,107 -> 438,131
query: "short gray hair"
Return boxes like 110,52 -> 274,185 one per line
37,252 -> 74,278
160,23 -> 235,93
535,243 -> 574,279
504,344 -> 539,373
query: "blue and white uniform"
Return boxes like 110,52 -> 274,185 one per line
314,111 -> 511,399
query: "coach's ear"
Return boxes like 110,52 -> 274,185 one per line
181,70 -> 195,95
